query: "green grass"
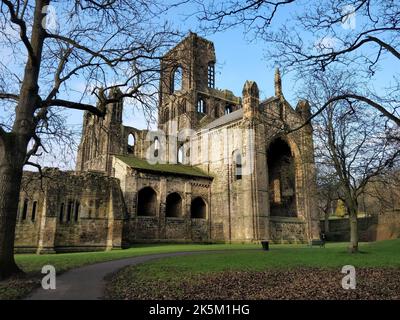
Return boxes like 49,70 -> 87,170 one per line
13,243 -> 258,275
126,240 -> 400,282
2,239 -> 399,300
1,243 -> 256,299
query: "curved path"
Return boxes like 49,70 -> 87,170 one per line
26,250 -> 226,300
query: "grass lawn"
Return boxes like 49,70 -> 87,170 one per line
109,240 -> 400,280
14,243 -> 258,274
105,239 -> 400,300
2,240 -> 399,300
0,243 -> 256,300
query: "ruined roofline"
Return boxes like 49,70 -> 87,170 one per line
197,89 -> 241,105
115,155 -> 213,179
162,31 -> 214,59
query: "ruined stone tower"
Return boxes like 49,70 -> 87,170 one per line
158,32 -> 242,135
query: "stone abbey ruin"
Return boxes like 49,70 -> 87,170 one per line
14,33 -> 320,253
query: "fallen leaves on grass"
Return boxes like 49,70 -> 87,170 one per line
105,268 -> 400,300
0,275 -> 40,300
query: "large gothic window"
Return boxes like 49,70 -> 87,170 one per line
267,138 -> 297,217
208,62 -> 215,88
171,66 -> 183,93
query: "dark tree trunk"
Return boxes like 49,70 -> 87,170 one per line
0,134 -> 24,279
0,0 -> 48,279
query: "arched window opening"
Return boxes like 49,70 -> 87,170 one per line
208,62 -> 215,88
233,151 -> 242,180
67,201 -> 73,222
154,137 -> 160,158
137,187 -> 157,216
127,133 -> 135,154
166,193 -> 182,218
74,201 -> 80,222
177,144 -> 184,164
31,201 -> 37,222
267,138 -> 297,217
191,197 -> 206,219
21,199 -> 28,220
171,66 -> 183,93
197,98 -> 206,113
59,203 -> 64,223
225,105 -> 233,114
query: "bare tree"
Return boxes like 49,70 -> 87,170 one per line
303,69 -> 400,252
197,0 -> 400,126
0,0 -> 181,279
360,168 -> 400,216
316,166 -> 339,233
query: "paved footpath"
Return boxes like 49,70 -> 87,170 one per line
26,251 -> 223,300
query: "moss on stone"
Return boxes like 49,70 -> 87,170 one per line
116,155 -> 212,179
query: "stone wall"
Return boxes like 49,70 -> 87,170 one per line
114,157 -> 212,244
320,212 -> 400,242
15,169 -> 125,253
269,217 -> 307,243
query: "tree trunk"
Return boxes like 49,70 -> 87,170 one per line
348,205 -> 359,253
0,135 -> 24,279
0,0 -> 48,279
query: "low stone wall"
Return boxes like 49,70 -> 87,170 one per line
191,218 -> 209,242
134,217 -> 160,240
320,212 -> 400,242
165,218 -> 187,240
269,216 -> 307,243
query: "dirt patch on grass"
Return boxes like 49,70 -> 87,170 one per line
105,267 -> 400,300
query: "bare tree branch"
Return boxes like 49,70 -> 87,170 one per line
0,92 -> 19,100
1,0 -> 36,62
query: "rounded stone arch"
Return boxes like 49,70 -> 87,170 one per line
127,132 -> 136,154
165,192 -> 183,218
266,136 -> 304,218
232,149 -> 242,180
137,186 -> 158,217
171,65 -> 183,93
190,196 -> 207,219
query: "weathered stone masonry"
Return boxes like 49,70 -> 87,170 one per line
14,33 -> 320,253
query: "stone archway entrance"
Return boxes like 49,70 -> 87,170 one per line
267,138 -> 297,217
